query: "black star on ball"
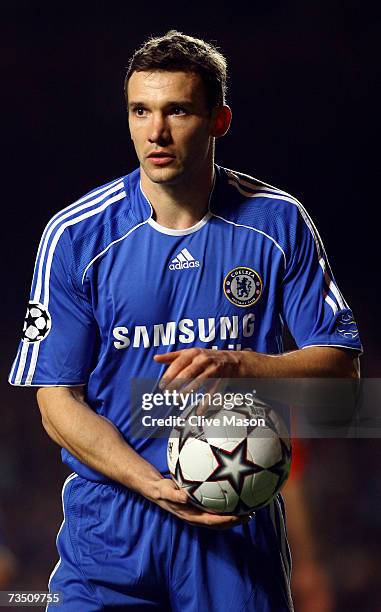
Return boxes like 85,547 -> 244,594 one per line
206,439 -> 262,495
174,458 -> 205,501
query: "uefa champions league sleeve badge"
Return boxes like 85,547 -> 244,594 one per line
22,301 -> 52,342
223,267 -> 263,307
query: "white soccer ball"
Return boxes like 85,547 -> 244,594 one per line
167,402 -> 291,515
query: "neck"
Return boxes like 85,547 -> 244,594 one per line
140,162 -> 215,230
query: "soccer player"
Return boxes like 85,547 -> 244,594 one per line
9,31 -> 361,611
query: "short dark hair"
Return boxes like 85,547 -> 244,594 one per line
125,30 -> 227,110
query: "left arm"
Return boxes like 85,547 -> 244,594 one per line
239,346 -> 359,378
154,345 -> 360,386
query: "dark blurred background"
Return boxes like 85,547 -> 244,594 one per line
1,1 -> 380,610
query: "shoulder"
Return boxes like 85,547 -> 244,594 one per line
36,170 -> 142,287
214,166 -> 318,263
43,174 -> 130,245
216,166 -> 303,223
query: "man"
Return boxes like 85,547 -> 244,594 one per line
9,30 -> 361,611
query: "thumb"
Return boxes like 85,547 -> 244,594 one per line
173,488 -> 189,504
161,478 -> 189,504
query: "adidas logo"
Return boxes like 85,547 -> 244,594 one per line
169,248 -> 200,270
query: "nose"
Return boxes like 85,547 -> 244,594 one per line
148,112 -> 171,146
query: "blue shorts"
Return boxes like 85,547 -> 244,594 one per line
47,474 -> 292,611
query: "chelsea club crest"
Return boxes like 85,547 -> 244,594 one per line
223,267 -> 263,307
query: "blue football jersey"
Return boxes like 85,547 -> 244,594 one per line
9,165 -> 362,478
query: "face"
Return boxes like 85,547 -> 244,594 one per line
127,70 -> 217,186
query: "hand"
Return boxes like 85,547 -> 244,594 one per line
146,478 -> 250,530
154,348 -> 242,393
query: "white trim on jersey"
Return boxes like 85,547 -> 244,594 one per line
274,496 -> 292,580
14,341 -> 29,386
32,180 -> 124,299
12,185 -> 126,386
46,473 -> 78,611
81,218 -> 150,284
269,497 -> 294,611
50,177 -> 123,226
147,213 -> 211,236
274,497 -> 294,611
34,183 -> 125,305
9,380 -> 88,387
8,352 -> 18,384
228,179 -> 300,208
301,343 -> 360,350
211,213 -> 287,267
323,292 -> 338,315
319,258 -> 345,309
227,170 -> 348,314
42,190 -> 126,305
141,172 -> 215,236
226,169 -> 292,196
26,341 -> 40,385
32,179 -> 124,289
38,177 -> 123,247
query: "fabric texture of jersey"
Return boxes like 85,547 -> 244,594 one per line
47,473 -> 292,612
9,165 -> 362,480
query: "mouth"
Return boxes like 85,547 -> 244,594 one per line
147,152 -> 176,165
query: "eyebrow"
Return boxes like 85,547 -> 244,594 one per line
128,100 -> 194,109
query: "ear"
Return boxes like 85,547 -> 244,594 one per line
211,105 -> 232,138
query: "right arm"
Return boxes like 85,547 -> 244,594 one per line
37,386 -> 245,529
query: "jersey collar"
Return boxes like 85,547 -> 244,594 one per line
126,166 -> 218,235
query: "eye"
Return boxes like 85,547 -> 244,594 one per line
134,106 -> 147,117
171,106 -> 186,116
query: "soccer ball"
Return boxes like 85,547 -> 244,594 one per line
167,401 -> 291,515
22,301 -> 51,342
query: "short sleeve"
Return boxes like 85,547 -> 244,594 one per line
9,226 -> 98,386
281,207 -> 362,353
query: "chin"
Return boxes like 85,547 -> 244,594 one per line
143,165 -> 184,185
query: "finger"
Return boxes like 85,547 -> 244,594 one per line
204,513 -> 239,525
165,352 -> 219,392
158,482 -> 189,504
156,349 -> 207,388
154,351 -> 182,363
175,355 -> 234,393
179,506 -> 239,526
159,354 -> 196,388
164,501 -> 243,530
180,366 -> 219,397
170,489 -> 189,504
198,516 -> 241,530
165,361 -> 211,392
